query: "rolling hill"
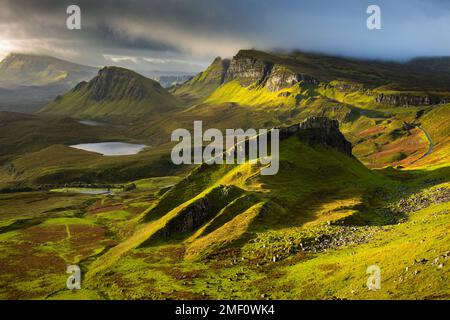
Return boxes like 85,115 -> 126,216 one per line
0,111 -> 188,190
86,117 -> 388,274
40,66 -> 181,123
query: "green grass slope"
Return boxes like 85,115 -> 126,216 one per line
0,111 -> 125,161
411,105 -> 450,168
40,66 -> 181,123
86,124 -> 390,280
171,57 -> 229,105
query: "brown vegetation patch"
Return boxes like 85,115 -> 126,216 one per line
161,267 -> 206,281
69,224 -> 115,257
0,242 -> 66,275
132,245 -> 185,264
22,225 -> 66,244
358,126 -> 386,138
368,129 -> 427,167
88,204 -> 124,215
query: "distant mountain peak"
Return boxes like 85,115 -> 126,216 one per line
0,52 -> 97,87
85,66 -> 163,101
41,65 -> 180,122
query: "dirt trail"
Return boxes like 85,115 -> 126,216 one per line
416,126 -> 433,160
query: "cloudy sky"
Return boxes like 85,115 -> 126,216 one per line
1,0 -> 450,73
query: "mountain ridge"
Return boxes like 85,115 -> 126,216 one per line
0,52 -> 97,87
0,53 -> 98,113
173,49 -> 450,108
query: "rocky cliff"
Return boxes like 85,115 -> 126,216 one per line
145,185 -> 244,241
223,51 -> 319,91
224,55 -> 272,87
279,117 -> 353,156
375,93 -> 450,107
266,65 -> 318,91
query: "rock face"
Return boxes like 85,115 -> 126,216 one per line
212,57 -> 231,84
223,51 -> 318,91
224,56 -> 272,87
163,197 -> 210,236
375,93 -> 450,106
279,117 -> 353,156
266,66 -> 316,92
154,185 -> 243,239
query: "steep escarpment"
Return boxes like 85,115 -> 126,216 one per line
223,51 -> 319,91
375,93 -> 450,107
224,54 -> 273,86
279,117 -> 353,155
174,49 -> 450,110
173,50 -> 321,105
40,66 -> 180,123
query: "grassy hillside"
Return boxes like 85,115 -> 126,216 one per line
171,57 -> 229,104
71,125 -> 448,300
0,49 -> 448,300
40,67 -> 181,123
167,49 -> 450,170
0,112 -> 125,161
411,105 -> 450,169
0,112 -> 189,190
85,125 -> 389,279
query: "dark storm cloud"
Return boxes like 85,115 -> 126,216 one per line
1,0 -> 450,72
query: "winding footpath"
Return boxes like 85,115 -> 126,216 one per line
416,125 -> 434,161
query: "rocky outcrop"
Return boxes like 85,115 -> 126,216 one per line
279,117 -> 353,156
266,66 -> 319,92
163,197 -> 210,236
375,93 -> 450,106
323,81 -> 366,93
73,80 -> 88,92
154,185 -> 244,239
223,51 -> 319,91
224,56 -> 273,87
209,57 -> 230,84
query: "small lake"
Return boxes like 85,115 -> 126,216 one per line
79,120 -> 107,126
78,120 -> 127,128
51,188 -> 118,195
69,142 -> 147,156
